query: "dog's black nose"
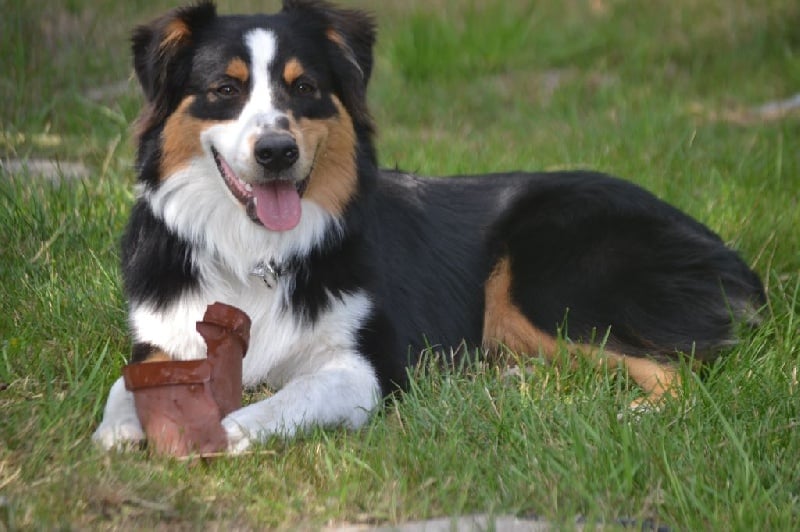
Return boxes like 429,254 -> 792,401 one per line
254,133 -> 299,172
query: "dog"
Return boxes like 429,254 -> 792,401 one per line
93,0 -> 765,453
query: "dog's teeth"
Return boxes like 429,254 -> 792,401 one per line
244,183 -> 253,192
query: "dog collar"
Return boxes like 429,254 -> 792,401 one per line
249,259 -> 286,288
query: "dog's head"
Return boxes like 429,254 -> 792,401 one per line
132,0 -> 375,232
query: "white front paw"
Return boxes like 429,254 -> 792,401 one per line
94,377 -> 145,451
221,415 -> 253,454
92,420 -> 145,451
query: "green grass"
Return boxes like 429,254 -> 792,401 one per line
1,0 -> 799,529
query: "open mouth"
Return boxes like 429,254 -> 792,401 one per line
211,146 -> 308,232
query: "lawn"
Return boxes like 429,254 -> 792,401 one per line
1,0 -> 799,529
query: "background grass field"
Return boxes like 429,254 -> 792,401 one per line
1,0 -> 799,529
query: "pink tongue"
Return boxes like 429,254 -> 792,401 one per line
253,181 -> 302,231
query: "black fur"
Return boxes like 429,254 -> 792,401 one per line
121,202 -> 198,311
355,170 -> 765,371
486,171 -> 765,361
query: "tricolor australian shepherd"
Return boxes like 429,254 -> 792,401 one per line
94,0 -> 765,452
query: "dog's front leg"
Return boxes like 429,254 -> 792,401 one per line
221,354 -> 380,453
92,377 -> 145,450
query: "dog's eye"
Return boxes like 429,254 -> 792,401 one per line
214,84 -> 240,99
292,80 -> 317,96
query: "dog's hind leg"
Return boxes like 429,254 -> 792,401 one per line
482,257 -> 561,357
604,353 -> 680,410
482,256 -> 680,409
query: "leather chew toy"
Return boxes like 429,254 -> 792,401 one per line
122,302 -> 251,456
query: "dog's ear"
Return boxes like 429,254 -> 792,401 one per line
132,2 -> 216,133
323,6 -> 376,87
282,0 -> 376,126
282,1 -> 375,83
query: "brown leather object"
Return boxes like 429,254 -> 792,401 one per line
123,302 -> 251,456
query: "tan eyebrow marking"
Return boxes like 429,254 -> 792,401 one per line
225,58 -> 250,83
283,58 -> 305,85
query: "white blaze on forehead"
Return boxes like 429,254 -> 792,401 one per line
200,28 -> 285,181
242,28 -> 283,127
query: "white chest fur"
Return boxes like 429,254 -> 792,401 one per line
132,156 -> 372,389
129,265 -> 373,389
